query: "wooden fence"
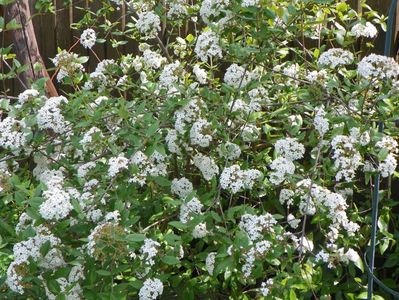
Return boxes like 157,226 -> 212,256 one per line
1,0 -> 397,95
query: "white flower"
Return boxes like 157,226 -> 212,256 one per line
379,153 -> 397,178
318,48 -> 354,68
143,49 -> 167,69
220,165 -> 261,194
140,239 -> 160,266
136,11 -> 161,39
167,0 -> 188,18
171,177 -> 193,199
269,157 -> 295,185
37,96 -> 70,134
224,64 -> 254,88
275,137 -> 305,161
180,197 -> 203,223
314,107 -> 329,136
194,30 -> 223,62
80,28 -> 96,49
351,22 -> 377,38
108,154 -> 129,177
199,0 -> 230,24
159,61 -> 182,91
239,213 -> 277,241
358,54 -> 399,79
205,252 -> 216,275
190,119 -> 213,147
241,124 -> 259,142
287,214 -> 300,229
0,117 -> 27,152
217,142 -> 241,160
193,153 -> 219,181
242,0 -> 259,7
192,223 -> 208,238
193,65 -> 207,84
18,89 -> 39,106
139,278 -> 164,300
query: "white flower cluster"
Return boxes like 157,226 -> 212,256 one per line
80,127 -> 103,149
259,279 -> 273,297
135,11 -> 161,39
351,22 -> 377,38
43,271 -> 84,300
18,88 -> 39,106
318,48 -> 354,68
193,153 -> 219,181
80,28 -> 97,49
205,252 -> 216,275
108,154 -> 129,177
242,240 -> 272,277
52,50 -> 84,82
159,61 -> 183,92
199,0 -> 230,24
220,164 -> 262,194
193,64 -> 208,84
174,98 -> 206,133
224,64 -> 254,88
306,69 -> 327,83
241,0 -> 259,7
331,131 -> 362,181
142,49 -> 167,69
239,213 -> 277,241
171,177 -> 193,199
0,117 -> 27,152
248,86 -> 269,112
139,278 -> 164,300
6,227 -> 64,294
192,223 -> 208,238
167,0 -> 187,18
130,151 -> 167,185
140,238 -> 160,266
269,157 -> 295,185
217,141 -> 241,160
315,247 -> 360,269
314,107 -> 329,136
375,136 -> 398,177
269,137 -> 304,185
190,118 -> 213,147
241,124 -> 260,142
358,54 -> 399,79
275,137 -> 305,161
179,197 -> 203,223
37,96 -> 70,134
194,30 -> 223,62
296,179 -> 360,234
39,173 -> 73,220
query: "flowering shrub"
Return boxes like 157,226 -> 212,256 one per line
1,0 -> 399,299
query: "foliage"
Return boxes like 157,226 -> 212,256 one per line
1,0 -> 399,299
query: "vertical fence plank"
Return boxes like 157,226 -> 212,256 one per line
55,0 -> 72,50
88,0 -> 105,71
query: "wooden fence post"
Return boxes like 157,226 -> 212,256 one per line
5,0 -> 58,96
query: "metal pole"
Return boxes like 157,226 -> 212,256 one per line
367,122 -> 383,300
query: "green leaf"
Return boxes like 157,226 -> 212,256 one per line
5,19 -> 21,30
377,148 -> 389,161
145,122 -> 159,137
96,270 -> 112,276
126,233 -> 146,242
289,289 -> 297,300
168,221 -> 187,230
152,176 -> 170,187
161,255 -> 180,265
